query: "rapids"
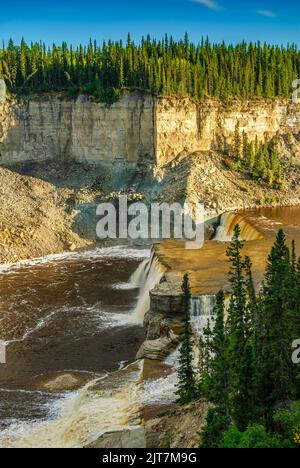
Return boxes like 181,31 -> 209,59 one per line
0,246 -> 153,448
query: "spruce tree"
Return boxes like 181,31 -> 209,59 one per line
200,406 -> 230,448
242,131 -> 248,161
258,230 -> 294,426
206,290 -> 230,416
294,257 -> 300,398
226,225 -> 255,430
286,241 -> 300,398
176,274 -> 197,405
198,319 -> 212,389
226,224 -> 246,359
243,256 -> 263,424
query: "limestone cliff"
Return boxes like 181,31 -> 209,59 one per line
0,92 -> 155,166
155,97 -> 300,165
1,92 -> 300,264
1,93 -> 300,168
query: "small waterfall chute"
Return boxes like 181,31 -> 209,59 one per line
190,295 -> 216,336
128,258 -> 151,289
214,213 -> 234,241
129,253 -> 164,324
215,212 -> 264,242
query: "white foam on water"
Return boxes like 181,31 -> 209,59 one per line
1,305 -> 130,349
0,363 -> 143,448
0,388 -> 61,398
102,311 -> 142,329
112,282 -> 137,290
3,309 -> 63,345
165,348 -> 180,367
141,349 -> 180,406
0,246 -> 150,274
129,255 -> 165,324
141,373 -> 178,405
117,360 -> 129,370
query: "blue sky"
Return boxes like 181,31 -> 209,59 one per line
1,0 -> 299,46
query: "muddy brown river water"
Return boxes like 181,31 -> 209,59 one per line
1,206 -> 300,447
0,247 -> 149,440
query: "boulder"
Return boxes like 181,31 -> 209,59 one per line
85,426 -> 146,449
35,372 -> 90,392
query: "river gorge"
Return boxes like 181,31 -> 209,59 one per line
1,91 -> 300,447
0,206 -> 300,447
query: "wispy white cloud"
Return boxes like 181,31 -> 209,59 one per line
192,0 -> 223,11
256,9 -> 277,17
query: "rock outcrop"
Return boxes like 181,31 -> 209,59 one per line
156,98 -> 300,165
0,92 -> 155,166
145,400 -> 211,448
1,93 -> 300,168
136,331 -> 179,361
0,165 -> 90,264
85,427 -> 146,449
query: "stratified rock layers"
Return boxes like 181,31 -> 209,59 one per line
0,92 -> 155,165
155,98 -> 300,165
1,93 -> 300,167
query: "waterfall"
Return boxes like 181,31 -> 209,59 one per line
128,258 -> 151,288
190,295 -> 216,336
0,362 -> 143,448
214,213 -> 234,242
215,212 -> 263,242
129,253 -> 165,324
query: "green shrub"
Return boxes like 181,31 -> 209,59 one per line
220,425 -> 241,448
274,401 -> 300,447
224,159 -> 242,172
200,406 -> 230,448
220,424 -> 292,449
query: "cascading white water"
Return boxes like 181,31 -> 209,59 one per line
190,295 -> 216,336
128,258 -> 151,288
214,213 -> 233,241
130,252 -> 165,324
214,212 -> 263,242
0,246 -> 153,448
0,362 -> 143,448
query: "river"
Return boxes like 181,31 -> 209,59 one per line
0,246 -> 152,447
1,206 -> 299,447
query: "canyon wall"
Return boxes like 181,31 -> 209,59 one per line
1,92 -> 300,167
0,92 -> 155,166
155,98 -> 300,165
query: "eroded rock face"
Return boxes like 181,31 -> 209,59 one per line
137,318 -> 179,361
0,165 -> 90,264
1,93 -> 300,168
85,427 -> 146,449
145,400 -> 211,448
156,98 -> 300,165
0,92 -> 155,166
136,332 -> 179,361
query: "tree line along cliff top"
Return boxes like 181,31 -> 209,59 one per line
0,35 -> 300,103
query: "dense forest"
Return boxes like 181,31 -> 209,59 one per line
177,228 -> 300,448
1,35 -> 300,102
